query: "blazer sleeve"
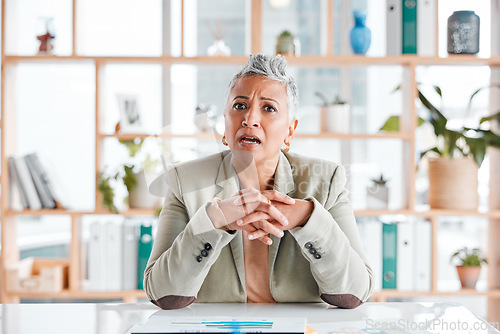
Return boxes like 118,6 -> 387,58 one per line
288,164 -> 375,308
143,166 -> 236,309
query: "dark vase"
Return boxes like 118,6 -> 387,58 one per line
350,10 -> 371,55
447,10 -> 480,54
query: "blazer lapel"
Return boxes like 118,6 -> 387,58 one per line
269,151 -> 295,275
214,151 -> 246,289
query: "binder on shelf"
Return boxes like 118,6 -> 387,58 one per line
359,219 -> 383,291
88,221 -> 107,291
386,0 -> 402,55
12,156 -> 42,210
25,154 -> 56,209
396,220 -> 414,291
382,222 -> 397,289
417,0 -> 436,57
123,219 -> 139,291
402,0 -> 417,54
414,219 -> 432,291
8,157 -> 28,210
137,222 -> 154,290
106,221 -> 124,291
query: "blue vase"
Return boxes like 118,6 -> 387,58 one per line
350,10 -> 371,55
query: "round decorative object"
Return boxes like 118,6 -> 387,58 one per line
350,10 -> 371,55
447,10 -> 480,54
308,248 -> 317,255
201,250 -> 209,257
196,255 -> 203,263
305,242 -> 313,249
204,243 -> 212,251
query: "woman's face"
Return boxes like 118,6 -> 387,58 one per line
224,75 -> 297,166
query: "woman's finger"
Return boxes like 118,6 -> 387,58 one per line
248,220 -> 284,239
235,211 -> 272,226
248,222 -> 282,240
260,189 -> 295,204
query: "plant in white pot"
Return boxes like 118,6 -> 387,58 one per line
380,84 -> 500,210
315,92 -> 350,134
450,247 -> 487,289
98,139 -> 163,213
366,173 -> 389,209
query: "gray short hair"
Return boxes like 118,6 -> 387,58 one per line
226,54 -> 299,122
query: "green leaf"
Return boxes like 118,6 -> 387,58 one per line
418,88 -> 448,137
464,136 -> 486,166
122,165 -> 137,194
420,147 -> 442,159
379,115 -> 425,132
480,111 -> 500,124
97,173 -> 118,213
379,115 -> 400,132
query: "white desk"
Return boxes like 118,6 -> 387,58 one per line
0,302 -> 498,334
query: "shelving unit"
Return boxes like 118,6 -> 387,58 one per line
1,0 -> 499,321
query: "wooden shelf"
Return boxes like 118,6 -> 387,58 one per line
354,209 -> 500,218
372,289 -> 500,298
5,208 -> 158,217
3,54 -> 500,67
10,289 -> 147,300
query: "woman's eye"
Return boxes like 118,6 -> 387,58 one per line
233,103 -> 246,110
263,105 -> 276,113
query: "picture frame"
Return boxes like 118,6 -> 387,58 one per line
116,94 -> 143,133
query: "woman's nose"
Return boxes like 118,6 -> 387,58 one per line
242,108 -> 261,127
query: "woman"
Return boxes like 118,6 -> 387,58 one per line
144,54 -> 374,310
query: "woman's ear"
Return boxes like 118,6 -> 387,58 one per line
286,119 -> 298,142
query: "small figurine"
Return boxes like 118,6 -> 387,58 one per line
37,18 -> 55,53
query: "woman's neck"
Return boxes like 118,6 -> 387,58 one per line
233,154 -> 279,191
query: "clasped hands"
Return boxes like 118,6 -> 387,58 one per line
215,188 -> 314,245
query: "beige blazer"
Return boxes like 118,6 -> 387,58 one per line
144,150 -> 374,309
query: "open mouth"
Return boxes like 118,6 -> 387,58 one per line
239,136 -> 261,145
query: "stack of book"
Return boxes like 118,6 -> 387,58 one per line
387,0 -> 436,56
82,217 -> 156,292
8,153 -> 62,211
357,216 -> 431,291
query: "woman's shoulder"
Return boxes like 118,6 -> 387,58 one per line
170,150 -> 230,177
284,151 -> 343,177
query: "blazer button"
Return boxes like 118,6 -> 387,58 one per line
305,242 -> 313,249
196,255 -> 203,263
309,248 -> 317,255
314,253 -> 322,259
204,243 -> 212,251
201,249 -> 209,257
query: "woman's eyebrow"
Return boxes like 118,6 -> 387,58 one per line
261,97 -> 279,105
233,96 -> 249,101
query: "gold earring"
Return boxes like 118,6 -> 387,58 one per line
222,135 -> 228,146
283,141 -> 290,153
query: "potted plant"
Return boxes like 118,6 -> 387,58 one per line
450,247 -> 487,289
316,92 -> 350,134
380,84 -> 500,209
97,139 -> 162,213
275,30 -> 299,56
366,173 -> 389,209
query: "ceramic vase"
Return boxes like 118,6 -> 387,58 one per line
321,105 -> 350,133
428,157 -> 478,209
447,10 -> 480,54
350,10 -> 371,55
128,172 -> 162,209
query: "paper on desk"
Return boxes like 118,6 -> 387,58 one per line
129,316 -> 306,333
